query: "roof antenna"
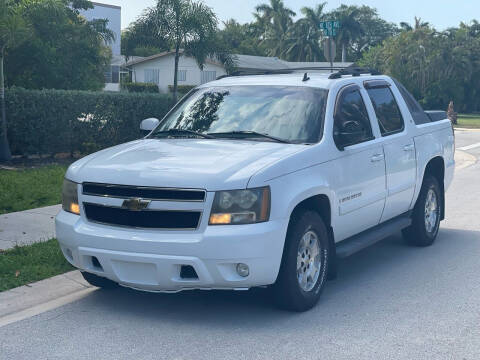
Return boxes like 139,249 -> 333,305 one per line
302,73 -> 310,82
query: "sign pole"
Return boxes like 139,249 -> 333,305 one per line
329,37 -> 334,73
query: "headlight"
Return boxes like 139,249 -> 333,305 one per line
62,179 -> 80,215
209,187 -> 270,225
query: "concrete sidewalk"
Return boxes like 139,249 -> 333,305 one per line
0,204 -> 61,250
0,270 -> 94,328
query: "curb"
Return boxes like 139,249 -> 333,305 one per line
0,270 -> 95,328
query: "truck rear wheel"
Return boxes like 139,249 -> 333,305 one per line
273,211 -> 329,312
403,176 -> 442,247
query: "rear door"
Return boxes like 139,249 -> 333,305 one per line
364,80 -> 416,222
332,84 -> 387,241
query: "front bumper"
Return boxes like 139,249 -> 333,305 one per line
56,210 -> 288,292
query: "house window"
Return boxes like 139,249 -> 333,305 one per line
178,70 -> 187,82
144,69 -> 160,84
201,71 -> 217,84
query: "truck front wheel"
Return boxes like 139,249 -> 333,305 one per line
403,175 -> 442,246
273,211 -> 329,312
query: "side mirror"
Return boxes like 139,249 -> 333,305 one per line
334,120 -> 366,151
140,118 -> 160,132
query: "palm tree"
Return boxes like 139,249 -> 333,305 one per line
255,0 -> 296,30
284,19 -> 323,62
300,2 -> 327,31
331,5 -> 364,62
400,17 -> 430,32
254,0 -> 296,58
151,0 -> 225,103
0,0 -> 29,161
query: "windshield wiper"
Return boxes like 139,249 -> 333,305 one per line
207,131 -> 291,144
151,129 -> 215,139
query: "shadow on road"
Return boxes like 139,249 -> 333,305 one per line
70,227 -> 480,327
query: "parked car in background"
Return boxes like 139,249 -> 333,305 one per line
56,68 -> 455,311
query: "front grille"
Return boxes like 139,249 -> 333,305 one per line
84,203 -> 201,229
82,183 -> 206,202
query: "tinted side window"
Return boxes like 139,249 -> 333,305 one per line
392,79 -> 431,124
367,87 -> 404,136
334,87 -> 373,145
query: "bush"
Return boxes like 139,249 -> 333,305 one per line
5,87 -> 172,156
123,82 -> 159,93
168,85 -> 196,95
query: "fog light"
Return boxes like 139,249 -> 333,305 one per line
236,263 -> 249,277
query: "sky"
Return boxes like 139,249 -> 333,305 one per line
97,0 -> 479,31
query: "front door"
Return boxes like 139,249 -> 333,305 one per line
332,84 -> 387,241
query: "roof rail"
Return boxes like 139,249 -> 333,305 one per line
216,66 -> 350,80
328,67 -> 381,80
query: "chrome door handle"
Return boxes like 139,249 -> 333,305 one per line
371,154 -> 384,162
403,144 -> 415,152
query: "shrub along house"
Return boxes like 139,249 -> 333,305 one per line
126,51 -> 353,93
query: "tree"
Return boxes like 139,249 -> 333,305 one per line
148,0 -> 224,103
348,6 -> 398,61
0,0 -> 29,161
218,19 -> 266,56
5,0 -> 113,91
326,5 -> 364,62
360,21 -> 480,112
282,3 -> 326,62
254,0 -> 296,58
400,17 -> 430,32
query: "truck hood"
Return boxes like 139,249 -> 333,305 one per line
66,139 -> 305,190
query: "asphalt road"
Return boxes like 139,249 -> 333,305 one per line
2,130 -> 480,360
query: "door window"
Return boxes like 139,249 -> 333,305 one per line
333,86 -> 374,148
366,87 -> 404,136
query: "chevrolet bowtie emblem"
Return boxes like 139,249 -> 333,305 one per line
122,198 -> 151,211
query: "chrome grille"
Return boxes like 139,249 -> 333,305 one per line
82,183 -> 206,202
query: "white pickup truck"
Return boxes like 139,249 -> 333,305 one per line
56,68 -> 455,311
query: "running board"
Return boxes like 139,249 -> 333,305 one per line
336,215 -> 412,258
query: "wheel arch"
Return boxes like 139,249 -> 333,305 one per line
286,193 -> 337,279
422,156 -> 445,220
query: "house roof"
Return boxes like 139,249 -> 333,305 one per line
125,51 -> 353,71
111,55 -> 145,67
233,54 -> 353,71
126,50 -> 223,67
232,54 -> 288,70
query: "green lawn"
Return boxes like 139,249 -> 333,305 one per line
0,239 -> 74,292
0,165 -> 67,214
456,114 -> 480,128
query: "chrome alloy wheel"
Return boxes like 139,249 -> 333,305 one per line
424,189 -> 439,234
297,230 -> 322,292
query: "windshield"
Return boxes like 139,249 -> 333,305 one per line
150,86 -> 328,144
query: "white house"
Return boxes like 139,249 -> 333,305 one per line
127,51 -> 353,94
127,50 -> 227,93
79,2 -> 121,55
79,2 -> 124,91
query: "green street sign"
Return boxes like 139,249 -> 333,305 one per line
320,21 -> 341,37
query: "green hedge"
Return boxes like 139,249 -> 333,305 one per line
122,82 -> 159,93
5,87 -> 172,156
168,85 -> 196,94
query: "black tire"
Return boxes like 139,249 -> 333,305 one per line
402,175 -> 442,247
272,211 -> 330,312
81,271 -> 118,289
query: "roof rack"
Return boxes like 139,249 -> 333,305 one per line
328,67 -> 381,79
216,66 -> 350,80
